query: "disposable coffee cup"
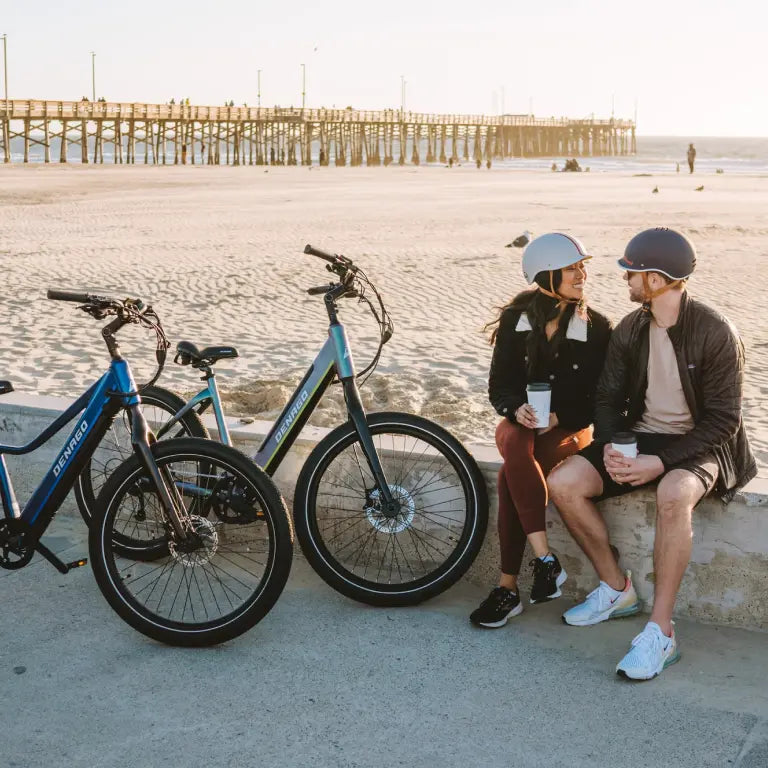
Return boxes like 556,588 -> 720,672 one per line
526,383 -> 552,428
612,432 -> 638,459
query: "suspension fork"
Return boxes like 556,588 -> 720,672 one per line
342,378 -> 395,507
129,404 -> 191,539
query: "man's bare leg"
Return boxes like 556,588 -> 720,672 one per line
547,456 -> 625,591
649,470 -> 706,635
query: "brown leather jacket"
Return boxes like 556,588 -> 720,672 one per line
594,291 -> 756,502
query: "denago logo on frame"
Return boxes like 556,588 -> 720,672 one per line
275,390 -> 309,443
53,419 -> 88,477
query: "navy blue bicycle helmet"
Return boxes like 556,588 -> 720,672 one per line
618,228 -> 696,280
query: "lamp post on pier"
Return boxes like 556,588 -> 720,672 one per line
90,51 -> 96,101
257,69 -> 261,107
301,63 -> 306,109
400,75 -> 406,117
2,33 -> 8,163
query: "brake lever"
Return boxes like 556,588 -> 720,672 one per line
79,304 -> 109,320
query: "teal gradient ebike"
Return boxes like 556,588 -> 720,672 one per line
1,291 -> 292,646
76,245 -> 489,606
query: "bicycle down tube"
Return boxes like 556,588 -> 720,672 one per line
0,364 -> 132,540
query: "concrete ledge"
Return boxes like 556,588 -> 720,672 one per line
464,443 -> 768,631
2,392 -> 766,630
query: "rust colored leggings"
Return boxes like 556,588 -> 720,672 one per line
495,419 -> 592,575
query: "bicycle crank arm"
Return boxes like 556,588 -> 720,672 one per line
35,541 -> 87,574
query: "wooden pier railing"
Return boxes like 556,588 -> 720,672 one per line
0,99 -> 636,165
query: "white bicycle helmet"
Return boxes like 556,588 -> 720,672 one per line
522,232 -> 592,285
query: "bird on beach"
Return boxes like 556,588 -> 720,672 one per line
695,185 -> 704,191
652,186 -> 659,194
506,230 -> 533,248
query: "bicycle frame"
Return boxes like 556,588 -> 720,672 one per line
159,317 -> 397,505
0,358 -> 189,562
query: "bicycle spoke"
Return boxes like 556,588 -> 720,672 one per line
101,451 -> 279,628
309,425 -> 475,586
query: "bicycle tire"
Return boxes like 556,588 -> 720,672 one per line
89,437 -> 293,646
294,411 -> 488,606
75,385 -> 209,526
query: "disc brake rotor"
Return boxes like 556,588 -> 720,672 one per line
168,516 -> 218,567
364,485 -> 415,534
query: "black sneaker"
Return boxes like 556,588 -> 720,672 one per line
469,586 -> 523,628
529,554 -> 567,604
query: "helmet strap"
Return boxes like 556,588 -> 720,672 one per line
641,273 -> 684,311
537,271 -> 587,316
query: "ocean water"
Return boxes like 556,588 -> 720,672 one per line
8,134 -> 768,174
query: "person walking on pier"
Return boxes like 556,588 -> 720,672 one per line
547,227 -> 756,680
470,233 -> 612,628
687,143 -> 696,173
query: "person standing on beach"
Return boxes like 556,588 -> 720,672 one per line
547,228 -> 756,680
687,143 -> 696,173
470,234 -> 612,628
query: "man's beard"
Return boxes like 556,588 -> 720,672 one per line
628,287 -> 643,303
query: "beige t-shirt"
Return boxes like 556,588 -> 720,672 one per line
634,320 -> 694,434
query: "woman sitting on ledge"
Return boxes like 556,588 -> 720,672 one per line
470,233 -> 612,628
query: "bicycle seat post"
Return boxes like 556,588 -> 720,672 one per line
201,365 -> 232,447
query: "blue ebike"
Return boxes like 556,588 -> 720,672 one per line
75,246 -> 489,606
0,291 -> 292,646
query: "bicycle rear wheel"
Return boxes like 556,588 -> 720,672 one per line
89,438 -> 293,646
75,385 -> 208,527
294,412 -> 488,606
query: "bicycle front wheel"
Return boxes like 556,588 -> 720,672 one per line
89,438 -> 293,646
75,385 -> 208,526
294,412 -> 488,606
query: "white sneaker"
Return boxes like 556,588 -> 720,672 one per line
561,572 -> 641,627
616,621 -> 680,680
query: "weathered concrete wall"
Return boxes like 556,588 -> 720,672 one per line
2,393 -> 766,629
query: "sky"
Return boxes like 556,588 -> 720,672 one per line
2,0 -> 766,136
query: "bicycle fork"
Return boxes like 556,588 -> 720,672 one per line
130,405 -> 193,540
342,379 -> 397,510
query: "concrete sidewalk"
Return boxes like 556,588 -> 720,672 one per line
3,514 -> 767,768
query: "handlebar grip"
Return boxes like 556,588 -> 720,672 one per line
47,289 -> 94,304
304,244 -> 337,263
307,285 -> 332,295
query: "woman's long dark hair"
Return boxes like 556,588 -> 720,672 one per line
485,270 -> 579,379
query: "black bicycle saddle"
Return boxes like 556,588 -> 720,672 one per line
175,341 -> 239,367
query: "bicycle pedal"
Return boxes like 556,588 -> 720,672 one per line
36,542 -> 88,574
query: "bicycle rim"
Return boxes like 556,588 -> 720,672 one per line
96,448 -> 282,638
305,423 -> 477,592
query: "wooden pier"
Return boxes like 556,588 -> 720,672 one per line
0,100 -> 636,166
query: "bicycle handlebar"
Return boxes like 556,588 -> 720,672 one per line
47,289 -> 112,304
304,244 -> 336,262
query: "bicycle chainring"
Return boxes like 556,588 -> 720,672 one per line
0,520 -> 35,570
209,474 -> 264,525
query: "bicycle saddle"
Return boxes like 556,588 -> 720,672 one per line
0,380 -> 14,395
175,341 -> 239,367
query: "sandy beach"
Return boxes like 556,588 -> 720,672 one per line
2,164 -> 767,472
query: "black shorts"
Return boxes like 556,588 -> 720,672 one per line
578,433 -> 719,501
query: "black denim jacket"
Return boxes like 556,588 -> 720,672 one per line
488,306 -> 612,432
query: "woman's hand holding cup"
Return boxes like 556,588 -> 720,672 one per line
515,404 -> 539,429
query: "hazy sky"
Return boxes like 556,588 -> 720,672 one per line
2,0 -> 765,136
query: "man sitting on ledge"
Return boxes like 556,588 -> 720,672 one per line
547,227 -> 756,680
